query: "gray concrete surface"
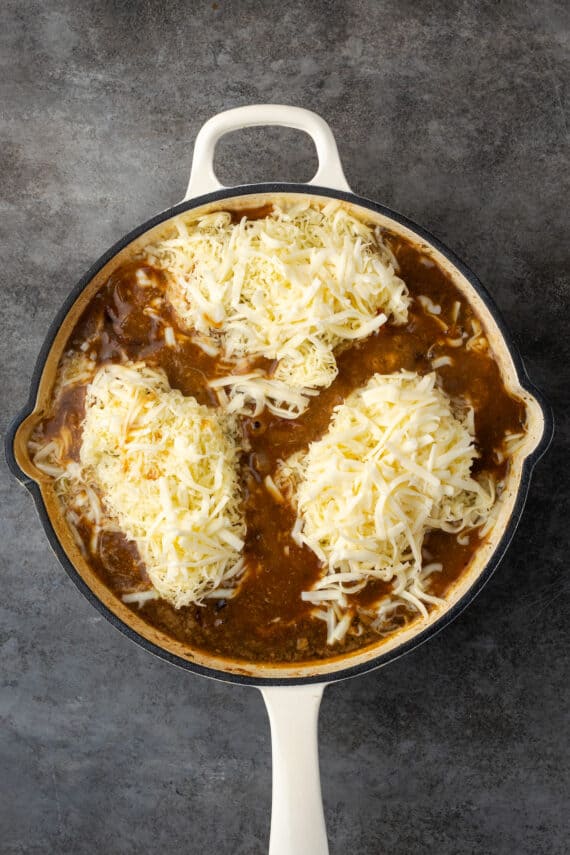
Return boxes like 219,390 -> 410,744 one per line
1,1 -> 568,853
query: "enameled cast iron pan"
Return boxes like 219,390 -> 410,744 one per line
6,105 -> 553,854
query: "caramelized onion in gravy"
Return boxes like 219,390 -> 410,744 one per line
32,219 -> 525,663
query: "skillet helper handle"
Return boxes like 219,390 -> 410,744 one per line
260,684 -> 329,855
184,104 -> 351,200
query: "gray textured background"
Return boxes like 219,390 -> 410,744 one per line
1,1 -> 568,853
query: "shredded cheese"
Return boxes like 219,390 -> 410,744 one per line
278,370 -> 495,643
145,200 -> 409,417
52,352 -> 97,399
418,295 -> 442,315
431,355 -> 453,369
208,371 -> 319,419
77,363 -> 246,608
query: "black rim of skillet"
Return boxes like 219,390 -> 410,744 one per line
5,183 -> 554,687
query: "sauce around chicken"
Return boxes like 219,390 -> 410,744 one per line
32,214 -> 526,663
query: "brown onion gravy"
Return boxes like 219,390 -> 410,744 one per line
36,219 -> 525,663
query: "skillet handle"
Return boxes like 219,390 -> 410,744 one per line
260,684 -> 329,855
184,104 -> 351,200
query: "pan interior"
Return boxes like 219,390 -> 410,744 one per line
12,189 -> 547,682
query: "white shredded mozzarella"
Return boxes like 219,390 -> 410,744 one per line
122,590 -> 160,607
52,352 -> 97,399
418,295 -> 442,315
163,326 -> 176,347
209,371 -> 319,419
278,370 -> 495,643
77,363 -> 246,608
431,355 -> 453,369
144,200 -> 409,417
